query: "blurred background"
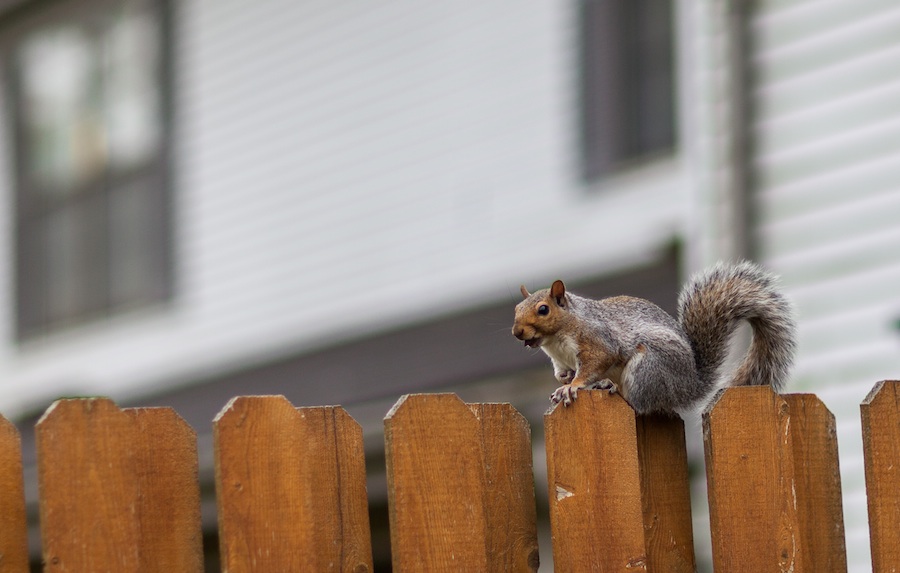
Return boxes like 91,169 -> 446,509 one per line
0,0 -> 898,570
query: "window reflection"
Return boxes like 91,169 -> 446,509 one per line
19,27 -> 105,194
17,4 -> 161,196
105,8 -> 161,172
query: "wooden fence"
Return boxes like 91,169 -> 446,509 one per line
0,382 -> 898,572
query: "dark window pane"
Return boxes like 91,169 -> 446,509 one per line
580,0 -> 675,180
43,194 -> 108,323
109,174 -> 169,308
580,0 -> 624,178
635,0 -> 675,154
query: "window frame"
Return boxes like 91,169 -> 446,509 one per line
1,0 -> 175,339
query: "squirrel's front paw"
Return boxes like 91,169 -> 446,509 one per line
550,384 -> 578,406
585,378 -> 618,394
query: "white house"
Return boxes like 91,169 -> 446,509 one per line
0,0 -> 897,569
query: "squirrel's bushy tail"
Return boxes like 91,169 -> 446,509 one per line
677,261 -> 797,391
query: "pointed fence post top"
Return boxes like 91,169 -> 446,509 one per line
214,395 -> 362,441
37,396 -> 121,426
862,380 -> 900,408
385,392 -> 472,421
0,411 -> 21,443
215,394 -> 294,420
37,396 -> 195,438
703,385 -> 782,418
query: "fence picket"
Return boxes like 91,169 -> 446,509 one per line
470,402 -> 540,571
861,380 -> 900,573
544,390 -> 646,572
703,387 -> 789,572
0,415 -> 28,573
384,394 -> 538,572
635,413 -> 696,572
783,394 -> 847,572
703,387 -> 847,573
7,382 -> 899,570
36,398 -> 202,572
213,396 -> 373,573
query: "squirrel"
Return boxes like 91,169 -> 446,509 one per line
511,261 -> 796,414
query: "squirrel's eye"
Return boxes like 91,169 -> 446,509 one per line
538,305 -> 550,316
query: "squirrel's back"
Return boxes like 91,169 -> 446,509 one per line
677,261 -> 796,392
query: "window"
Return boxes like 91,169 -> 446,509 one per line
4,0 -> 172,338
579,0 -> 676,179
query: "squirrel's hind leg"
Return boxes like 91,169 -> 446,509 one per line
623,345 -> 703,415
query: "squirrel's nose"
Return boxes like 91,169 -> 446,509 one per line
512,325 -> 525,339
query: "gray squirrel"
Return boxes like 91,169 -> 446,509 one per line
512,262 -> 797,414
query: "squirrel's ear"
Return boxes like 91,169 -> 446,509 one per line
520,285 -> 530,299
550,280 -> 566,306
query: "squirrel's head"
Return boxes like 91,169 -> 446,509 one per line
512,280 -> 569,348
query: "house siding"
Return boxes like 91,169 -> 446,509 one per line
751,0 -> 900,568
0,0 -> 686,412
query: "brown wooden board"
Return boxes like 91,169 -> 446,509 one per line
384,393 -> 538,572
783,394 -> 847,572
213,396 -> 372,573
544,390 -> 647,572
635,413 -> 696,572
470,403 -> 540,571
36,398 -> 202,573
703,387 -> 791,572
0,415 -> 28,573
703,386 -> 847,573
861,380 -> 900,573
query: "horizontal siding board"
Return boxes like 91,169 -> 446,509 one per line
754,78 -> 900,156
797,303 -> 900,356
756,151 -> 900,219
754,117 -> 900,188
753,5 -> 900,84
753,43 -> 900,120
760,191 -> 900,256
753,0 -> 898,50
786,263 -> 900,321
790,341 -> 900,388
763,225 -> 900,285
